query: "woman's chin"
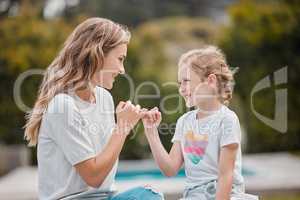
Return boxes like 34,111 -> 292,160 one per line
97,82 -> 113,90
105,84 -> 113,90
107,82 -> 114,90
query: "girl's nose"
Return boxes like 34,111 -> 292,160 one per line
179,85 -> 185,95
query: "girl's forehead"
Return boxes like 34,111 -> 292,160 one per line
178,64 -> 190,74
178,64 -> 203,82
178,65 -> 190,78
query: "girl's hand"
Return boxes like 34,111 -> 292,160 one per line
141,107 -> 162,131
115,101 -> 141,136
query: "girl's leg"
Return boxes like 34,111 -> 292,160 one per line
111,186 -> 164,200
230,193 -> 259,200
182,181 -> 216,200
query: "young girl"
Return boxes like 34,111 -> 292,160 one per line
24,18 -> 163,200
142,46 -> 258,200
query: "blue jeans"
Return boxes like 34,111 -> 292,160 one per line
111,186 -> 164,200
62,186 -> 164,200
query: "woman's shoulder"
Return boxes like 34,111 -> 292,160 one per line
47,93 -> 78,115
95,86 -> 112,99
95,86 -> 114,108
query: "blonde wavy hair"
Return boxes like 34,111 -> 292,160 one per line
178,45 -> 237,105
24,17 -> 131,146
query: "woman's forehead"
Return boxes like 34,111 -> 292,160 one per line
109,43 -> 127,55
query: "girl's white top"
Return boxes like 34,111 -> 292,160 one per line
172,105 -> 245,191
37,86 -> 117,200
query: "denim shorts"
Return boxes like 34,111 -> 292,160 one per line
182,180 -> 258,200
61,186 -> 164,200
111,186 -> 164,200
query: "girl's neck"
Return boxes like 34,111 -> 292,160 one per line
196,98 -> 222,119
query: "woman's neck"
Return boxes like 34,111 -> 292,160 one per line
196,98 -> 222,119
75,86 -> 96,104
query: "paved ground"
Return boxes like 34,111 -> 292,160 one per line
0,152 -> 300,200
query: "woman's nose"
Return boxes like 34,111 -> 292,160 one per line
119,65 -> 125,74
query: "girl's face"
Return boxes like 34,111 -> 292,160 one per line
178,64 -> 218,108
92,43 -> 127,89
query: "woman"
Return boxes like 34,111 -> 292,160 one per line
24,18 -> 163,200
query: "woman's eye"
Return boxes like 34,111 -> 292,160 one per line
118,57 -> 123,62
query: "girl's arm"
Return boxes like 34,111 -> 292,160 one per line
142,108 -> 184,177
215,143 -> 239,200
75,101 -> 141,188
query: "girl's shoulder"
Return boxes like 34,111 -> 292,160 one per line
221,106 -> 240,125
222,106 -> 239,118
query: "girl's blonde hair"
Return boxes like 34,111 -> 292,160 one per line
24,17 -> 131,146
179,45 -> 236,105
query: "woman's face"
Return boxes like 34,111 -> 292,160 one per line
178,64 -> 217,108
92,43 -> 127,89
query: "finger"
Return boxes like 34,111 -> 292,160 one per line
150,111 -> 155,122
152,107 -> 159,111
153,111 -> 158,121
135,104 -> 141,113
124,101 -> 132,110
140,108 -> 148,117
140,108 -> 148,113
136,104 -> 141,110
117,101 -> 126,109
129,103 -> 135,111
155,111 -> 161,121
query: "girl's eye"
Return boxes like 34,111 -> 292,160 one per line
178,79 -> 190,86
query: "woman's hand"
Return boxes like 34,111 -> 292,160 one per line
141,107 -> 162,133
115,100 -> 142,136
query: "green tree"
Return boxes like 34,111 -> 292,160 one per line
0,4 -> 74,144
220,0 -> 300,152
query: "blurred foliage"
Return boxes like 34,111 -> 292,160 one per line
264,194 -> 300,200
0,2 -> 76,144
0,0 -> 299,161
220,0 -> 300,153
63,0 -> 229,26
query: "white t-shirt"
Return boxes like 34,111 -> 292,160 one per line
172,105 -> 245,191
37,86 -> 117,200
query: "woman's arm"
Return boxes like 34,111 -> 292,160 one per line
142,108 -> 183,177
215,143 -> 238,200
75,101 -> 141,188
